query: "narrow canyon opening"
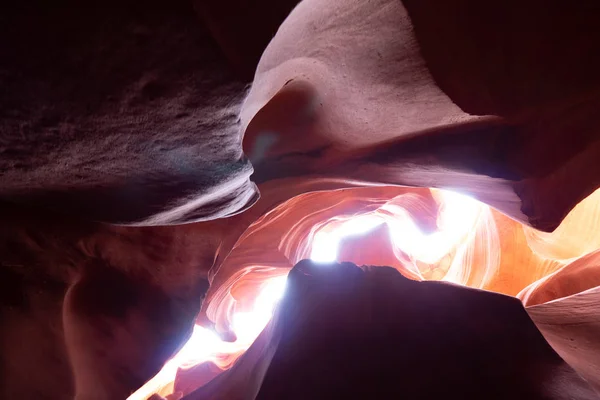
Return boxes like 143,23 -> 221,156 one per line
130,186 -> 600,399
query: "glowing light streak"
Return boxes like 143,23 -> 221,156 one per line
310,190 -> 483,267
127,187 -> 600,399
127,276 -> 287,400
310,214 -> 384,263
131,189 -> 488,399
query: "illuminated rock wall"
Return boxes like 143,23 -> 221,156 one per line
183,261 -> 599,400
3,0 -> 600,399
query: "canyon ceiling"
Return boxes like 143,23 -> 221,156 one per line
2,0 -> 600,399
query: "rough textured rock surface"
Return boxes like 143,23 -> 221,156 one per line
3,0 -> 600,399
0,0 -> 260,225
1,0 -> 299,397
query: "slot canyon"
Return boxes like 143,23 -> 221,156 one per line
2,0 -> 600,399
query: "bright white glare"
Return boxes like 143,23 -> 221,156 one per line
255,276 -> 288,312
310,190 -> 482,265
309,234 -> 340,263
129,190 -> 481,400
172,326 -> 223,367
390,191 -> 481,264
127,275 -> 288,400
233,276 -> 287,343
310,215 -> 384,263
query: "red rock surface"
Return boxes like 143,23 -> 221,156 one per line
3,0 -> 600,399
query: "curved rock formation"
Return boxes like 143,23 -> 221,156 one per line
0,0 -> 261,225
182,260 -> 599,400
3,0 -> 600,399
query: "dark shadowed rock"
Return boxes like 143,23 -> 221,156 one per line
184,260 -> 598,399
0,0 -> 259,225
